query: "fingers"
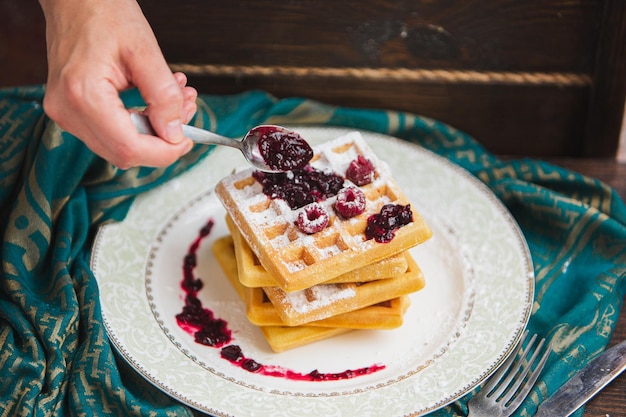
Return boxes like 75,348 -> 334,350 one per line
75,82 -> 194,169
44,72 -> 193,168
175,72 -> 198,123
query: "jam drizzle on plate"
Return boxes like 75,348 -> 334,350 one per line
174,219 -> 385,381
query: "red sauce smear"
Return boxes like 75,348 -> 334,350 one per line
174,219 -> 386,381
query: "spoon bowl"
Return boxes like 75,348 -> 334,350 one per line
131,113 -> 312,172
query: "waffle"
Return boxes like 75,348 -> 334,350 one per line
225,215 -> 409,288
259,326 -> 352,353
263,252 -> 424,326
212,235 -> 411,329
215,131 -> 432,292
252,291 -> 410,329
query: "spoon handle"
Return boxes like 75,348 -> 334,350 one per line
181,124 -> 242,148
130,113 -> 241,149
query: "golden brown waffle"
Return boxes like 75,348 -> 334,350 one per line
215,131 -> 432,292
259,326 -> 353,353
225,215 -> 409,288
210,236 -> 354,353
251,290 -> 411,329
212,235 -> 410,329
263,252 -> 424,326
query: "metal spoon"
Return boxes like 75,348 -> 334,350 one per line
130,112 -> 311,172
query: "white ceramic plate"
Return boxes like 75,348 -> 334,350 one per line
91,127 -> 533,416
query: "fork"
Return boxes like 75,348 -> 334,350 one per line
467,332 -> 552,417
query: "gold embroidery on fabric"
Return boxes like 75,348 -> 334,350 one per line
596,302 -> 616,339
535,210 -> 602,303
29,169 -> 49,213
386,111 -> 401,133
194,99 -> 217,129
42,122 -> 66,151
5,195 -> 51,272
266,101 -> 334,125
552,319 -> 598,356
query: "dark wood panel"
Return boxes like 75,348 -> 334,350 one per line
141,0 -> 602,72
583,0 -> 626,158
0,0 -> 47,87
0,0 -> 623,158
190,74 -> 589,157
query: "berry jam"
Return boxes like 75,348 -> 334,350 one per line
220,344 -> 385,381
365,204 -> 414,243
254,126 -> 313,171
175,219 -> 386,381
176,219 -> 233,347
252,165 -> 344,210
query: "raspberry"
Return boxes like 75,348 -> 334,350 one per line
346,155 -> 375,186
296,203 -> 330,234
334,186 -> 366,218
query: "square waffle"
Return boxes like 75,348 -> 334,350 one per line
215,131 -> 432,292
259,326 -> 352,353
225,215 -> 409,288
262,252 -> 424,326
212,235 -> 411,329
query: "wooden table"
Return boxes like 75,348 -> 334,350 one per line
544,158 -> 626,417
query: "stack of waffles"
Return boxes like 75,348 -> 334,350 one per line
213,132 -> 432,352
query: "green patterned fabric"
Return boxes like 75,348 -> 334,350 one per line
1,86 -> 625,417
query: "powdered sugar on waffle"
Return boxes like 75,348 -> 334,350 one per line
220,132 -> 395,252
216,131 -> 432,292
279,284 -> 357,314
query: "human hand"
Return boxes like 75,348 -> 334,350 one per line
39,0 -> 197,168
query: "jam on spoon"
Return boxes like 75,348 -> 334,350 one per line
255,126 -> 313,171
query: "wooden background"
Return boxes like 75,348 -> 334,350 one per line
1,0 -> 625,158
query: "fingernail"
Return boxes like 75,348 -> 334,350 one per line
166,119 -> 183,143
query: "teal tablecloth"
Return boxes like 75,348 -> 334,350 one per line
1,85 -> 625,416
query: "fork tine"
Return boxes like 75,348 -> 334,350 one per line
504,338 -> 552,411
467,332 -> 551,417
499,335 -> 545,405
480,331 -> 530,396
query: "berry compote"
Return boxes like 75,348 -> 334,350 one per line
365,204 -> 414,243
252,165 -> 344,210
175,218 -> 385,382
175,219 -> 233,347
255,126 -> 313,171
